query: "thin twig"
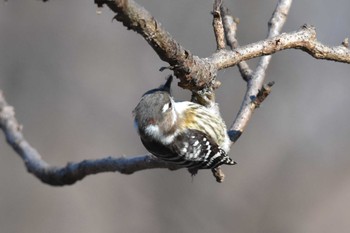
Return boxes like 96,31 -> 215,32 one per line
212,0 -> 226,50
208,0 -> 228,182
221,6 -> 253,81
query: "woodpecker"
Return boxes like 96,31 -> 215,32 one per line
133,76 -> 235,175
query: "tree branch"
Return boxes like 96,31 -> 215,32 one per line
221,7 -> 253,81
96,0 -> 219,93
211,25 -> 350,71
0,91 -> 179,186
228,0 -> 292,143
212,0 -> 226,50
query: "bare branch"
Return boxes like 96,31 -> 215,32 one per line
221,7 -> 239,48
95,0 -> 221,94
221,6 -> 253,81
189,0 -> 227,110
0,91 -> 179,186
212,0 -> 226,50
211,25 -> 350,71
253,0 -> 292,80
228,0 -> 292,143
105,0 -> 189,67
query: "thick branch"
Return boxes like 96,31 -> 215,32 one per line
105,0 -> 189,66
96,0 -> 219,93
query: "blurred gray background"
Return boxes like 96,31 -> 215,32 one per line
1,0 -> 350,233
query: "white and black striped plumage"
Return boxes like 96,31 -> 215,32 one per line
133,76 -> 236,175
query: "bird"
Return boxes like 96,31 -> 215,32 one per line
133,75 -> 236,176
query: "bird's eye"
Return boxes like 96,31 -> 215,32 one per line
162,102 -> 172,113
